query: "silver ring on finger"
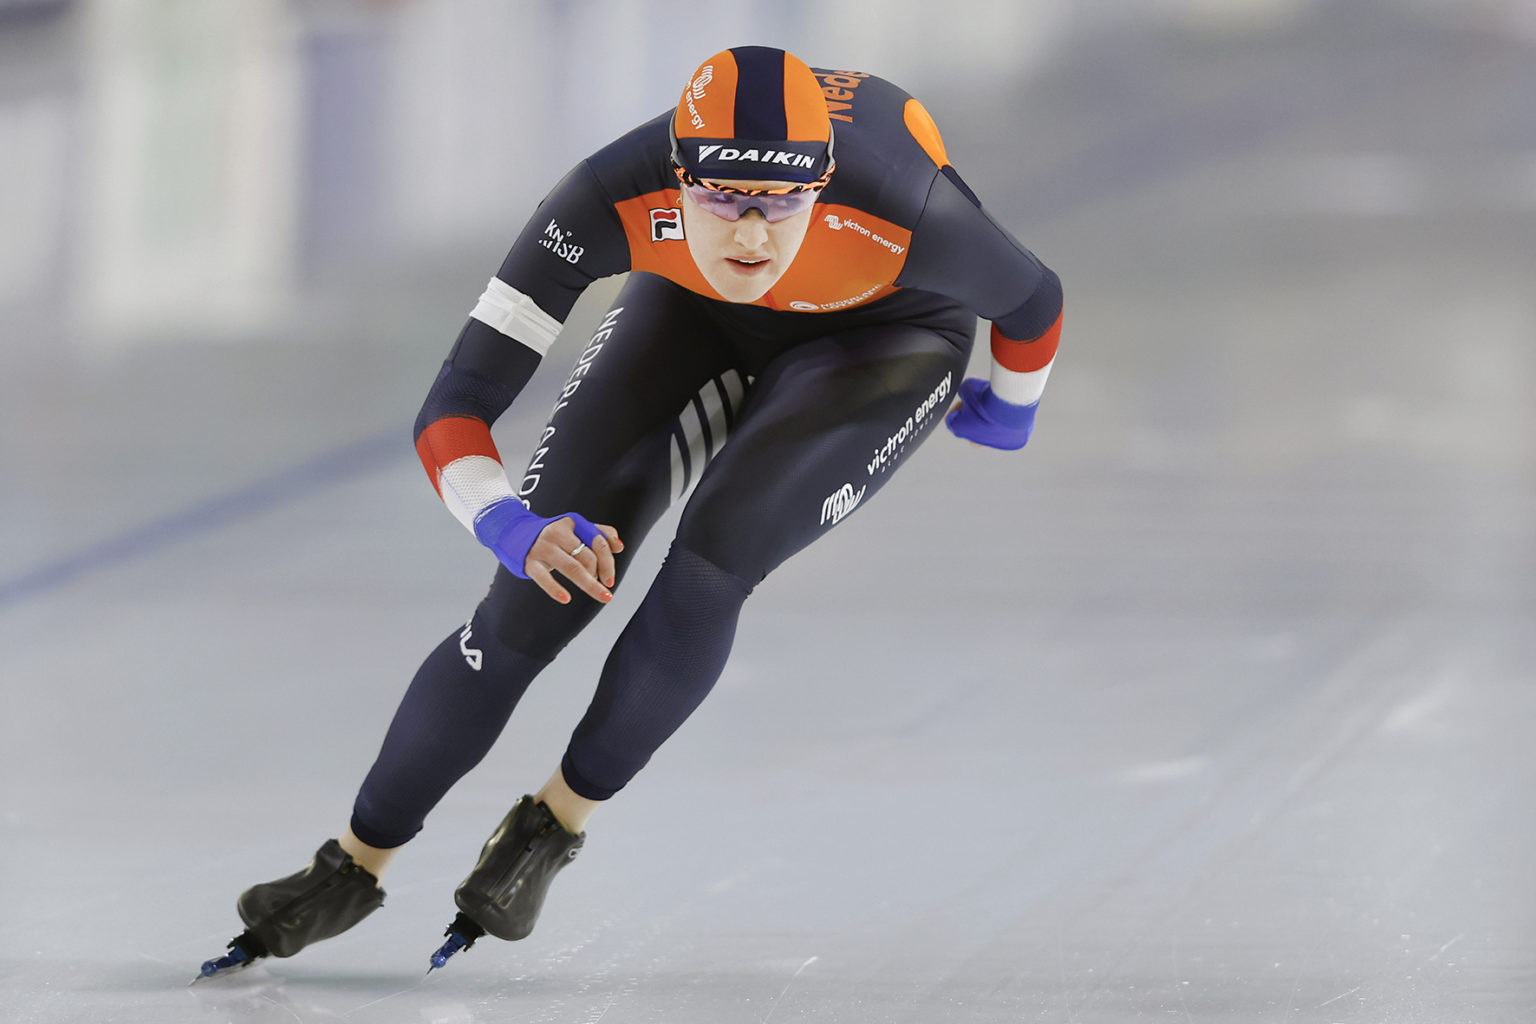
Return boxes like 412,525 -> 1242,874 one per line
569,542 -> 586,557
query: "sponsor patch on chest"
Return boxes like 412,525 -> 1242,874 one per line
768,204 -> 911,313
649,208 -> 684,242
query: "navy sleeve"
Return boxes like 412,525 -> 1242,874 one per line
897,166 -> 1062,341
418,160 -> 633,436
495,161 -> 632,326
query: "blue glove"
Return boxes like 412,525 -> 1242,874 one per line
472,497 -> 604,579
945,377 -> 1037,450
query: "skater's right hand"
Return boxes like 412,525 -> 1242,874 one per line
526,515 -> 624,605
473,498 -> 624,605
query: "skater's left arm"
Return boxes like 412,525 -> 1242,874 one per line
900,167 -> 1063,451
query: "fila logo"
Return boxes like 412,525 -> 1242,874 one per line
650,208 -> 684,241
695,145 -> 816,170
459,619 -> 483,671
820,482 -> 867,525
824,214 -> 843,230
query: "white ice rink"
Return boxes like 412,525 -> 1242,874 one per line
2,2 -> 1534,1021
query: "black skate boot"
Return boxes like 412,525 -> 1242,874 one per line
426,797 -> 583,971
195,839 -> 384,980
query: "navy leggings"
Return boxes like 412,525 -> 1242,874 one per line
350,274 -> 973,848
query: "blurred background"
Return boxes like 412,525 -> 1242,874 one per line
2,1 -> 1534,1021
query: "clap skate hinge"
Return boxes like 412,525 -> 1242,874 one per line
427,912 -> 487,973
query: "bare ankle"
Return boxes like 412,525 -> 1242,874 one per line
534,767 -> 602,833
338,826 -> 399,882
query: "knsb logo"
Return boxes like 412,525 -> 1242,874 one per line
789,300 -> 819,311
539,219 -> 583,264
820,482 -> 867,526
459,618 -> 483,672
650,208 -> 684,241
824,213 -> 843,230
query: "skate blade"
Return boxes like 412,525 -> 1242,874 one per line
426,929 -> 474,974
189,957 -> 256,985
190,942 -> 258,985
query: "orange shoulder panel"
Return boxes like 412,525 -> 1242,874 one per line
903,98 -> 949,168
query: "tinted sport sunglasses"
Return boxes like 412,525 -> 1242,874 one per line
673,164 -> 833,223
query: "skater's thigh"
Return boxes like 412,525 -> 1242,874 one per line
511,273 -> 745,533
676,319 -> 973,585
484,274 -> 749,658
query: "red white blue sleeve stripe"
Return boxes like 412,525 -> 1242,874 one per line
988,308 -> 1061,407
414,415 -> 521,535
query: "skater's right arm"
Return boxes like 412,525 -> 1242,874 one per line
413,160 -> 629,600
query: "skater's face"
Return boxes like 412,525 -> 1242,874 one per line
682,178 -> 814,303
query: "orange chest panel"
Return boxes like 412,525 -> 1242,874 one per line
614,191 -> 911,313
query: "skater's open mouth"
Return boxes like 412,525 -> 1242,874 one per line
725,256 -> 771,274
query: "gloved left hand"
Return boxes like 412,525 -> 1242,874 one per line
945,377 -> 1038,451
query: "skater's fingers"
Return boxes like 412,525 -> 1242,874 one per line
526,562 -> 573,605
596,523 -> 624,553
589,531 -> 617,588
529,518 -> 591,575
527,517 -> 617,600
555,550 -> 613,605
567,540 -> 598,576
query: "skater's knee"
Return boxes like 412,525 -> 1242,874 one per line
656,543 -> 755,612
664,506 -> 767,592
481,566 -> 610,662
674,465 -> 811,585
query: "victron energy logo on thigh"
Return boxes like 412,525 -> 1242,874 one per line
867,371 -> 951,476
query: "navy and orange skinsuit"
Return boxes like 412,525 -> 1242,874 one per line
415,68 -> 1061,535
352,67 -> 1064,846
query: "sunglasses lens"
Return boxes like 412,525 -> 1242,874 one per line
684,184 -> 820,223
689,187 -> 747,220
757,191 -> 819,222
